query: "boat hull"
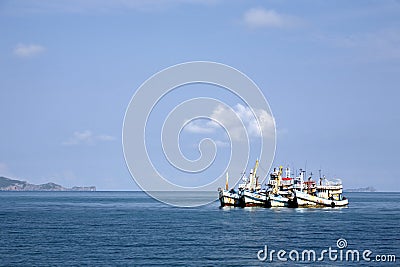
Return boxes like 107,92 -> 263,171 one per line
218,189 -> 245,207
269,194 -> 289,207
243,190 -> 270,207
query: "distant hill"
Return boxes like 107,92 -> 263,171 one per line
0,176 -> 96,191
345,186 -> 377,192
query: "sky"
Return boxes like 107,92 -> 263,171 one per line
0,0 -> 399,191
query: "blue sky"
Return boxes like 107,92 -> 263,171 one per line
0,0 -> 399,191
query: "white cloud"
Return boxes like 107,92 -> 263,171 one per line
184,120 -> 215,134
183,103 -> 275,142
211,103 -> 275,140
13,43 -> 45,57
62,130 -> 115,146
96,134 -> 116,141
242,7 -> 299,28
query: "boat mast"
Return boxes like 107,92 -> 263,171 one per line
225,172 -> 229,190
273,166 -> 283,194
253,159 -> 259,189
299,168 -> 305,191
285,167 -> 291,178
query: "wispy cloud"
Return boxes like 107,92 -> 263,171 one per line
184,120 -> 215,134
242,7 -> 300,29
62,130 -> 115,146
13,43 -> 45,58
183,103 -> 275,141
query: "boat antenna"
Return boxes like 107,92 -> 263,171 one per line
319,169 -> 322,179
305,160 -> 307,180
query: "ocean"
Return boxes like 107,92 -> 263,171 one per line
0,192 -> 399,266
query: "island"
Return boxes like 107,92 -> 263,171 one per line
344,186 -> 377,192
0,176 -> 96,191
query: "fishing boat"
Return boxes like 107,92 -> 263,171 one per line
218,188 -> 245,207
273,167 -> 349,208
238,160 -> 270,207
294,176 -> 348,207
266,166 -> 297,207
218,173 -> 245,207
291,169 -> 317,207
219,160 -> 269,207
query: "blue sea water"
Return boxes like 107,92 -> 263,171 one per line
0,192 -> 399,266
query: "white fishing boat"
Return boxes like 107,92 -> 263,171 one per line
294,177 -> 348,207
218,188 -> 244,207
290,170 -> 317,207
218,160 -> 269,207
218,172 -> 245,207
238,160 -> 269,207
266,166 -> 297,207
